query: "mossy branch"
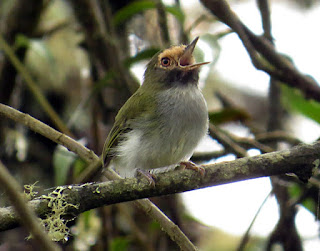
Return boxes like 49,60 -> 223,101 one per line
0,141 -> 319,233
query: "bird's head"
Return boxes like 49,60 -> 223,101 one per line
144,37 -> 209,88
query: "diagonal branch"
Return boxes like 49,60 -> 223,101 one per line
0,35 -> 73,137
0,103 -> 97,164
200,0 -> 320,101
0,161 -> 61,251
0,0 -> 45,104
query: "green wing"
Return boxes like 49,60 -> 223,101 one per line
102,88 -> 154,165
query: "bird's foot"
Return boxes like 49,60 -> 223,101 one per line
178,161 -> 205,177
136,169 -> 156,187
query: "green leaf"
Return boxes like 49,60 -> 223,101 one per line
113,0 -> 185,27
288,183 -> 302,199
109,237 -> 130,251
124,48 -> 160,68
82,210 -> 93,229
165,6 -> 185,24
149,220 -> 161,231
301,198 -> 316,214
113,0 -> 156,27
14,34 -> 31,50
281,84 -> 320,124
72,158 -> 86,180
288,184 -> 317,215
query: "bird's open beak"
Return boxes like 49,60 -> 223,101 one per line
179,37 -> 210,70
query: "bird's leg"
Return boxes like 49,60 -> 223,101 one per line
178,161 -> 205,177
136,169 -> 156,187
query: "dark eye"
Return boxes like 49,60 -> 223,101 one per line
161,57 -> 170,67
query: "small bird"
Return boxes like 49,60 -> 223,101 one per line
102,37 -> 209,180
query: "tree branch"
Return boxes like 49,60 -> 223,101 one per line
209,124 -> 248,157
255,131 -> 302,146
68,0 -> 139,93
155,0 -> 171,47
200,0 -> 320,102
0,141 -> 319,233
0,103 -> 97,164
0,0 -> 45,104
0,35 -> 73,137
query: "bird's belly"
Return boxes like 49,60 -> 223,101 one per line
114,124 -> 204,177
155,86 -> 208,163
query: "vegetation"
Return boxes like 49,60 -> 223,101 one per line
0,0 -> 319,250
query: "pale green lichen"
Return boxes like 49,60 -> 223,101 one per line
94,186 -> 101,194
37,186 -> 79,242
23,181 -> 39,201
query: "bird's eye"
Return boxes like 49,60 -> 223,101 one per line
161,57 -> 170,67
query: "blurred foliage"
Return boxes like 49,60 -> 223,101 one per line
72,210 -> 101,250
1,0 -> 320,250
53,146 -> 76,185
288,181 -> 318,216
198,227 -> 264,251
113,0 -> 185,27
124,47 -> 160,67
281,84 -> 320,124
109,237 -> 130,251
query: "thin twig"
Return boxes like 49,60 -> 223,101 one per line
0,0 -> 45,104
155,0 -> 170,47
0,103 -> 97,164
0,35 -> 73,137
228,134 -> 274,154
255,131 -> 302,146
209,123 -> 248,157
117,203 -> 155,251
257,0 -> 273,41
0,161 -> 61,251
237,190 -> 272,251
68,0 -> 139,93
185,14 -> 213,35
174,0 -> 189,44
191,149 -> 226,161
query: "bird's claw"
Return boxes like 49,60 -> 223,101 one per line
179,161 -> 205,177
136,169 -> 156,187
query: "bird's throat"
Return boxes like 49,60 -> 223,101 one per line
164,68 -> 200,87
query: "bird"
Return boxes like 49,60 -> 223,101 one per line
102,37 -> 209,182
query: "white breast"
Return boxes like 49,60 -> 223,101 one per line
114,85 -> 208,178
